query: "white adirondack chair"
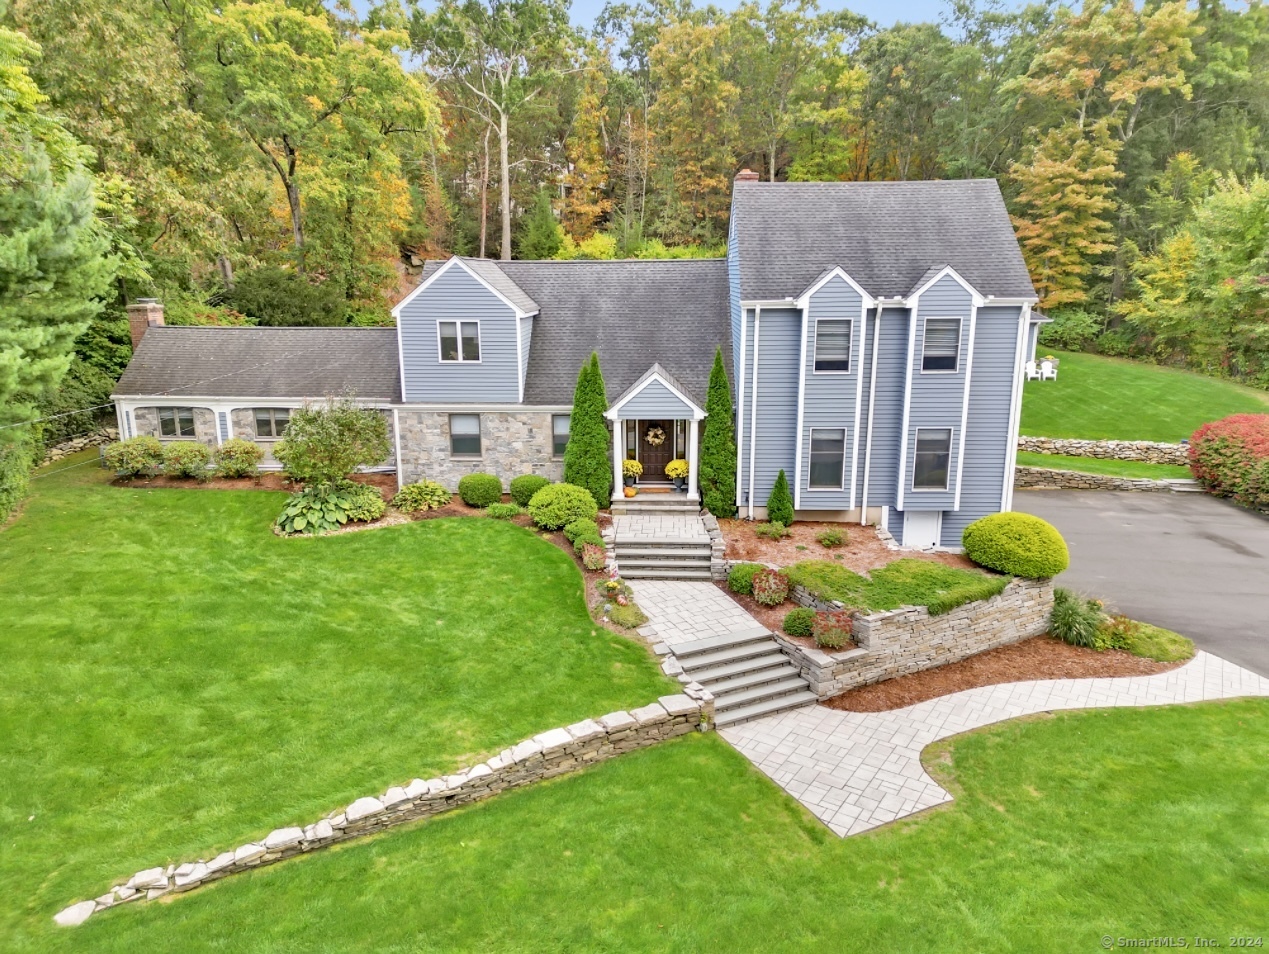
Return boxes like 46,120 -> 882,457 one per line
1040,359 -> 1058,380
1024,360 -> 1040,381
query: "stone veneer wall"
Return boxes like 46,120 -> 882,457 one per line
228,407 -> 396,469
55,687 -> 715,928
781,578 -> 1054,699
132,406 -> 218,448
397,409 -> 565,489
1014,466 -> 1182,493
1018,436 -> 1188,466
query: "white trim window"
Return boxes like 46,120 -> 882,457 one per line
912,428 -> 953,491
252,407 -> 290,439
449,413 -> 481,457
157,407 -> 196,438
813,319 -> 851,373
808,427 -> 847,489
438,321 -> 480,363
552,414 -> 570,457
921,318 -> 961,372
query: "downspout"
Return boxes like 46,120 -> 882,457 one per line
859,303 -> 883,525
747,305 -> 762,520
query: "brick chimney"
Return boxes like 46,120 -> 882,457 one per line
735,168 -> 760,182
127,298 -> 164,349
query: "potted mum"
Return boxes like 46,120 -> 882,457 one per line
665,458 -> 689,491
622,458 -> 643,487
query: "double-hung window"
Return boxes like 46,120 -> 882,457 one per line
813,319 -> 851,372
450,414 -> 481,456
808,428 -> 847,489
253,408 -> 290,439
552,414 -> 570,457
439,321 -> 480,362
921,318 -> 961,372
157,407 -> 196,438
913,428 -> 952,491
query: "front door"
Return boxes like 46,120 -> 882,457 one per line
639,419 -> 673,480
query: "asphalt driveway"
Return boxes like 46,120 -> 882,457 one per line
1015,490 -> 1269,677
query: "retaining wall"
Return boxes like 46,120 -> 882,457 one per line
782,578 -> 1054,699
1018,436 -> 1188,465
1013,466 -> 1181,493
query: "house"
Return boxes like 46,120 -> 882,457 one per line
112,172 -> 1043,548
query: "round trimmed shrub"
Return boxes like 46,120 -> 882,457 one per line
458,473 -> 503,508
751,567 -> 790,606
393,480 -> 450,513
563,517 -> 599,544
213,438 -> 264,477
727,562 -> 762,595
509,474 -> 550,507
527,482 -> 598,530
162,441 -> 211,479
783,607 -> 815,637
962,512 -> 1069,579
104,436 -> 163,477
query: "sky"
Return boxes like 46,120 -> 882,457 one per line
568,0 -> 965,28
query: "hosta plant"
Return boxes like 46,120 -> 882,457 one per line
277,481 -> 369,535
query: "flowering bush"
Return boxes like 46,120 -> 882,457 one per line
812,611 -> 854,650
1188,414 -> 1269,511
665,458 -> 689,479
751,568 -> 790,606
581,542 -> 607,571
622,458 -> 643,478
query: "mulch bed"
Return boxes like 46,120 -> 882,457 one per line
824,636 -> 1186,712
115,471 -> 400,498
719,518 -> 976,573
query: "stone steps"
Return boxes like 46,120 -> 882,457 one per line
611,496 -> 700,515
672,628 -> 815,727
622,567 -> 714,581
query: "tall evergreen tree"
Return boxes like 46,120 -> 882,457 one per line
563,352 -> 612,508
516,190 -> 564,259
767,469 -> 794,526
698,347 -> 736,517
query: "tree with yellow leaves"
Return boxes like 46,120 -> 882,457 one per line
562,59 -> 613,239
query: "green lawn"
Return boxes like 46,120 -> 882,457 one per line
39,700 -> 1269,953
0,455 -> 670,950
1015,451 -> 1193,479
1021,350 -> 1269,441
786,558 -> 1009,615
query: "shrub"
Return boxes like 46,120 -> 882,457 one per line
581,541 -> 607,570
665,458 -> 689,479
104,436 -> 164,477
573,530 -> 604,554
342,482 -> 387,523
727,562 -> 762,595
699,347 -> 737,517
767,469 -> 793,525
1095,613 -> 1136,652
528,482 -> 598,529
816,528 -> 847,548
162,441 -> 211,479
213,438 -> 264,477
509,474 -> 550,507
487,502 -> 522,520
783,607 -> 816,637
1049,587 -> 1105,648
0,435 -> 33,520
1188,413 -> 1269,511
962,512 -> 1069,579
458,473 -> 502,507
273,398 -> 391,484
563,517 -> 600,543
277,481 -> 370,535
752,567 -> 790,606
754,521 -> 790,540
1038,309 -> 1102,351
813,611 -> 854,650
563,353 -> 612,508
223,266 -> 347,326
393,480 -> 450,513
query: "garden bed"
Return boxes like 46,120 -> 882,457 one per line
718,518 -> 975,572
113,470 -> 399,497
825,635 -> 1187,712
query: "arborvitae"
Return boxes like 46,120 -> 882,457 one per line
767,469 -> 794,526
698,347 -> 737,517
563,352 -> 612,508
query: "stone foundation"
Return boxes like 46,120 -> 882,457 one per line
781,578 -> 1054,699
55,688 -> 714,927
1018,435 -> 1188,465
396,409 -> 565,489
1014,466 -> 1184,493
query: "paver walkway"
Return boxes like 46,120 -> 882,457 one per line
628,579 -> 759,647
722,650 -> 1269,837
612,513 -> 711,544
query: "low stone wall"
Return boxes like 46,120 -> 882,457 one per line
1018,435 -> 1188,465
54,689 -> 714,928
781,578 -> 1054,699
40,428 -> 118,465
1014,466 -> 1180,493
701,512 -> 728,581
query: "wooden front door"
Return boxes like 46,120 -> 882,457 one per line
639,420 -> 673,480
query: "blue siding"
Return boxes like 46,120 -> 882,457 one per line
398,264 -> 520,403
519,315 -> 533,398
861,309 -> 909,511
739,307 -> 800,511
901,275 -> 973,511
618,379 -> 694,419
940,306 -> 1022,546
799,276 -> 864,510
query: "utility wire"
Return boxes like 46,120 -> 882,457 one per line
0,403 -> 116,431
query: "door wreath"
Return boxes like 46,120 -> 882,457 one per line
644,426 -> 666,446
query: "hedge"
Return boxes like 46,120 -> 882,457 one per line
962,512 -> 1069,579
458,473 -> 503,508
1188,413 -> 1269,512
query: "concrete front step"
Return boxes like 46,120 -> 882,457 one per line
621,567 -> 715,580
611,500 -> 700,514
618,558 -> 712,572
671,626 -> 773,658
614,545 -> 713,557
712,674 -> 810,706
683,652 -> 793,685
705,662 -> 804,697
714,689 -> 819,727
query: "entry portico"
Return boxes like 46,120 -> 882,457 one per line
605,363 -> 706,499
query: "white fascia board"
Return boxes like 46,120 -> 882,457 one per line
905,265 -> 986,309
794,267 -> 877,310
604,371 -> 706,421
983,295 -> 1041,307
739,298 -> 797,308
391,256 -> 538,320
110,394 -> 394,407
397,403 -> 572,412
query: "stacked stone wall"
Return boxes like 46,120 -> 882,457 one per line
397,410 -> 565,489
1013,466 -> 1179,493
1018,436 -> 1188,465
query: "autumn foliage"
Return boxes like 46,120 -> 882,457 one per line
1188,414 -> 1269,512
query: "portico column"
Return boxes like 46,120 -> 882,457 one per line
612,419 -> 623,498
687,416 -> 700,499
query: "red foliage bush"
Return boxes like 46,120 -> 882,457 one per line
581,542 -> 607,571
1188,414 -> 1269,511
812,610 -> 855,650
751,567 -> 791,606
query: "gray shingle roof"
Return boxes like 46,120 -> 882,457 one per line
112,327 -> 400,401
459,257 -> 540,314
733,179 -> 1036,301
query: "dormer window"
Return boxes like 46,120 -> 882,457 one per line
439,321 -> 480,362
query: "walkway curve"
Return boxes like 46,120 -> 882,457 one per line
721,651 -> 1269,837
